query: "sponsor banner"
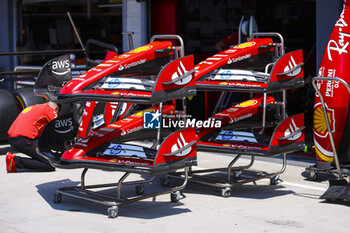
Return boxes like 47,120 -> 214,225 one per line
314,2 -> 350,162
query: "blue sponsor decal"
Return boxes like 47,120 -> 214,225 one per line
220,70 -> 234,79
109,144 -> 122,155
222,131 -> 234,140
108,78 -> 120,88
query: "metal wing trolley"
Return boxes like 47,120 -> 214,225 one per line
38,120 -> 197,218
35,35 -> 198,218
167,33 -> 306,197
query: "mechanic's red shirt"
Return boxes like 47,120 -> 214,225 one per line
8,103 -> 58,139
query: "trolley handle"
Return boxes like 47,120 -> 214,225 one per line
250,32 -> 285,56
150,35 -> 185,58
311,76 -> 350,180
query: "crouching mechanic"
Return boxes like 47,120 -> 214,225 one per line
6,101 -> 60,173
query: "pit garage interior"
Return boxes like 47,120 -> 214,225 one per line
0,0 -> 343,141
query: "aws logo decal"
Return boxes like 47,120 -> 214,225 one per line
313,103 -> 335,138
54,118 -> 73,134
51,60 -> 70,76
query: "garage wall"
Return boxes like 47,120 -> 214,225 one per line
316,0 -> 343,70
0,0 -> 17,90
122,0 -> 147,52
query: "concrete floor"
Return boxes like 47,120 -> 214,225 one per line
0,143 -> 349,233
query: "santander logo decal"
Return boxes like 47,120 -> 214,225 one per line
284,118 -> 302,141
327,7 -> 350,61
171,61 -> 192,85
284,55 -> 301,77
170,133 -> 191,156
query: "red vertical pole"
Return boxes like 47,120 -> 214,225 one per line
151,0 -> 179,35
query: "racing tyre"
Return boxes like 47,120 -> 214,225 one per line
0,89 -> 19,141
12,87 -> 45,110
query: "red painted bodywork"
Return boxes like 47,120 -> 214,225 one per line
194,38 -> 274,81
195,49 -> 304,93
155,127 -> 196,165
269,113 -> 304,147
62,104 -> 175,165
196,97 -> 275,140
197,114 -> 304,154
55,37 -> 305,167
78,101 -> 133,138
61,41 -> 172,96
78,101 -> 97,138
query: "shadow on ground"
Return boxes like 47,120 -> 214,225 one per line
301,170 -> 339,182
165,172 -> 295,199
36,178 -> 192,219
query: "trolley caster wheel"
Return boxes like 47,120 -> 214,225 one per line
233,170 -> 242,178
221,187 -> 231,198
161,177 -> 170,187
135,184 -> 145,195
170,191 -> 181,203
306,171 -> 318,181
108,206 -> 119,218
270,176 -> 280,185
53,193 -> 62,204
